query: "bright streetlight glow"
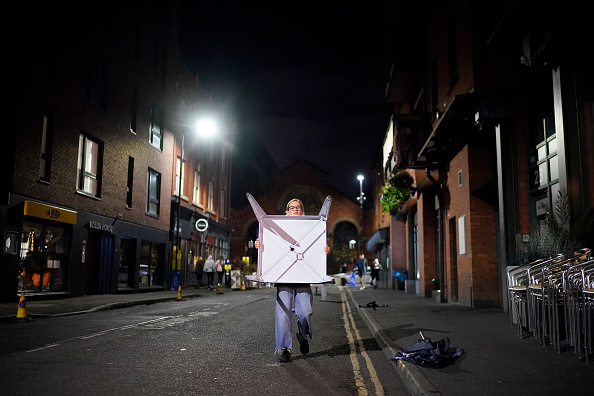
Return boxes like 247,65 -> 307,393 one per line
357,175 -> 364,181
196,118 -> 217,138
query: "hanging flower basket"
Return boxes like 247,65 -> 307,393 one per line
381,171 -> 415,214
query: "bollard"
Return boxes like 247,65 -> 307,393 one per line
217,282 -> 224,294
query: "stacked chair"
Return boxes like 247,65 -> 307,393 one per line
507,260 -> 539,337
509,248 -> 593,362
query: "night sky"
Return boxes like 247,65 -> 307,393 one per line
179,1 -> 389,201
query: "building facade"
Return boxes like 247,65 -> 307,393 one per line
375,0 -> 593,307
2,1 -> 231,302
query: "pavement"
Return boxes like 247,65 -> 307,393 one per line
1,285 -> 592,396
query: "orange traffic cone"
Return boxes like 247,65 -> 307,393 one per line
16,292 -> 29,322
176,286 -> 183,301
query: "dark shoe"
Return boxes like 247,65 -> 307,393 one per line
279,348 -> 291,363
296,333 -> 309,355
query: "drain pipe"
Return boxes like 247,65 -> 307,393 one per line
426,168 -> 445,303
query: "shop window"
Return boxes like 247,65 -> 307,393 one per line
19,222 -> 67,292
139,241 -> 164,287
119,237 -> 136,289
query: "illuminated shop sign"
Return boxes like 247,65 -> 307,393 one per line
23,200 -> 77,224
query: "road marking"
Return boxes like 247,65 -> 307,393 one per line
341,291 -> 366,394
340,288 -> 385,396
80,316 -> 173,338
26,343 -> 58,352
25,308 -> 224,353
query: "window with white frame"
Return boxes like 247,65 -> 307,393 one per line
150,103 -> 163,150
193,164 -> 201,205
147,168 -> 161,216
208,181 -> 214,212
76,133 -> 103,197
175,156 -> 184,197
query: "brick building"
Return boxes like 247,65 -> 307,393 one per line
1,1 -> 231,302
372,0 -> 593,307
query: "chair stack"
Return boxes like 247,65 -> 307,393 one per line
509,248 -> 593,362
577,261 -> 594,361
507,262 -> 533,337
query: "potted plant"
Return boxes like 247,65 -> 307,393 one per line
526,187 -> 594,261
381,171 -> 415,214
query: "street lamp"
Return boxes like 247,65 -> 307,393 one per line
175,118 -> 218,285
356,175 -> 365,255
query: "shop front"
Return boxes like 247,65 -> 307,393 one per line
17,200 -> 76,296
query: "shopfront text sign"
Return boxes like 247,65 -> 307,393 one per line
87,221 -> 113,233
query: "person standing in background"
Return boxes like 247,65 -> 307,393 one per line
203,255 -> 216,290
195,256 -> 204,288
355,253 -> 368,290
216,256 -> 224,286
370,258 -> 380,288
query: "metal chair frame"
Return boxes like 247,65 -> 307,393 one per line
527,249 -> 591,347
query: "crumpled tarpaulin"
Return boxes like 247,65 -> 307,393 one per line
390,336 -> 464,368
359,301 -> 388,310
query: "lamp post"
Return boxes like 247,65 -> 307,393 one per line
174,118 -> 217,288
356,175 -> 365,255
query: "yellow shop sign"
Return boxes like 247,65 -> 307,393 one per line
23,201 -> 77,224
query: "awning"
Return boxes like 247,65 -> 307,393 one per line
366,227 -> 389,251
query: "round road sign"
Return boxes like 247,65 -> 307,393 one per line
195,218 -> 208,232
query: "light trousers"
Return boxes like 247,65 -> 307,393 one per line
275,284 -> 313,350
360,274 -> 367,287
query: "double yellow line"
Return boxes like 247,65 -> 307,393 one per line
340,287 -> 384,395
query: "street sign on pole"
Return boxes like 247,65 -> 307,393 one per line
195,218 -> 208,232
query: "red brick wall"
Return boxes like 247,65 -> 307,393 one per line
444,144 -> 498,307
417,192 -> 437,297
390,217 -> 406,271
